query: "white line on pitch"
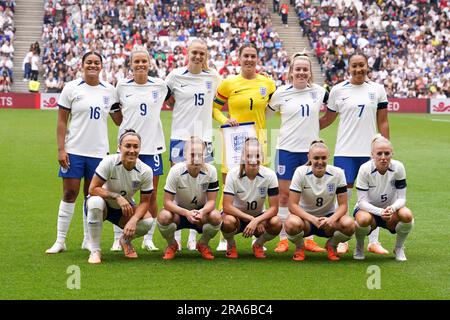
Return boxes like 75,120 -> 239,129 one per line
431,119 -> 450,122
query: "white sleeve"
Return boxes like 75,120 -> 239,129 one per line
58,82 -> 72,110
94,157 -> 111,181
327,86 -> 338,112
390,188 -> 406,211
140,169 -> 154,194
223,171 -> 236,195
108,86 -> 119,113
337,168 -> 347,189
378,83 -> 388,105
267,88 -> 282,113
289,168 -> 303,193
268,171 -> 279,197
391,161 -> 407,211
355,167 -> 368,191
357,189 -> 383,216
165,70 -> 175,91
164,167 -> 178,195
207,166 -> 219,192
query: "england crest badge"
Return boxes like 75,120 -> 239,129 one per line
232,133 -> 248,152
260,86 -> 267,97
206,81 -> 212,93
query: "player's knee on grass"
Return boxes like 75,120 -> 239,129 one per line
397,207 -> 413,223
157,209 -> 174,225
285,214 -> 304,235
221,215 -> 238,233
355,210 -> 372,227
207,209 -> 222,226
339,215 -> 355,236
267,216 -> 282,234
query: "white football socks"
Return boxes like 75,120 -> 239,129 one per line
255,231 -> 276,246
221,229 -> 237,248
395,220 -> 414,249
329,230 -> 351,247
56,201 -> 76,244
287,231 -> 305,249
158,222 -> 177,245
278,206 -> 289,240
355,223 -> 371,251
135,218 -> 154,238
368,226 -> 380,245
113,224 -> 123,241
188,229 -> 198,243
199,223 -> 221,245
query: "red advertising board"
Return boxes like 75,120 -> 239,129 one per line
387,98 -> 428,113
0,93 -> 40,109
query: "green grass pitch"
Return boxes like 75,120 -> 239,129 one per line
0,109 -> 449,299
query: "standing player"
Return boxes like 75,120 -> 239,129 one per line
86,130 -> 154,264
213,43 -> 276,251
320,52 -> 390,255
221,137 -> 281,259
157,137 -> 222,260
285,140 -> 355,261
353,135 -> 414,261
46,52 -> 120,254
111,46 -> 170,252
165,39 -> 221,251
267,52 -> 328,254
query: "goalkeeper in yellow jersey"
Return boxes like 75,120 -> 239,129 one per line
213,43 -> 276,251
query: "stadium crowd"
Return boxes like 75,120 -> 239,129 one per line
295,0 -> 449,98
40,0 -> 290,92
38,0 -> 449,98
0,0 -> 15,92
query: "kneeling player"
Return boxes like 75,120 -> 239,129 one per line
353,135 -> 414,261
157,137 -> 221,260
221,137 -> 281,259
86,130 -> 154,264
285,140 -> 355,261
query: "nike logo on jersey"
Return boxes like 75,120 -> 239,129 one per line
303,186 -> 311,189
236,190 -> 245,193
125,94 -> 133,98
178,186 -> 187,189
368,185 -> 377,188
110,177 -> 118,180
180,84 -> 189,88
342,97 -> 350,101
285,98 -> 293,102
234,89 -> 244,94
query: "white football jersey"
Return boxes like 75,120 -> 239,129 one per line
58,78 -> 118,158
94,154 -> 153,209
115,77 -> 168,155
355,159 -> 406,209
268,83 -> 327,152
328,80 -> 388,157
224,166 -> 279,217
290,165 -> 347,217
166,67 -> 221,142
164,162 -> 219,209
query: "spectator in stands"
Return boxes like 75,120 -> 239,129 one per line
280,3 -> 289,27
0,65 -> 11,92
30,48 -> 40,81
22,43 -> 34,81
45,71 -> 59,93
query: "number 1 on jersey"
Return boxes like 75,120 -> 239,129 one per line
249,98 -> 253,110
